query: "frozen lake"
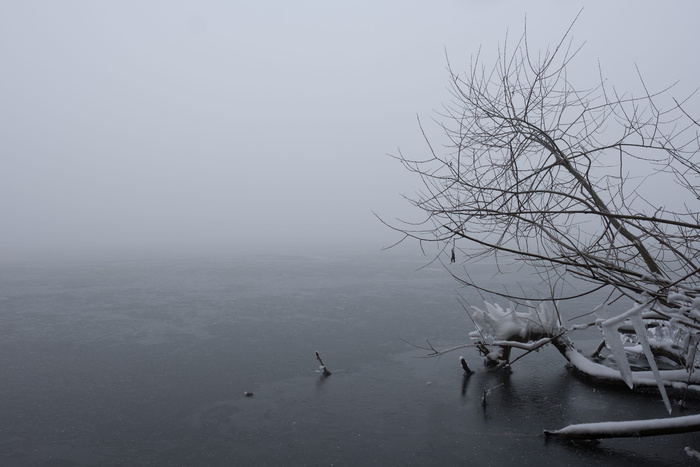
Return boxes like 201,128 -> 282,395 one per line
0,250 -> 696,466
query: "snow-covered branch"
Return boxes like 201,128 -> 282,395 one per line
465,300 -> 700,408
544,414 -> 700,439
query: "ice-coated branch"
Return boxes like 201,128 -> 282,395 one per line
467,300 -> 699,404
492,336 -> 556,351
563,346 -> 700,396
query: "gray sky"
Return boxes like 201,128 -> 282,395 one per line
2,1 -> 699,258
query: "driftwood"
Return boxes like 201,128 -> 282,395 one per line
544,414 -> 700,440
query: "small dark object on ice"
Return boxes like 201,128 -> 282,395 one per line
481,383 -> 503,409
315,350 -> 332,376
460,356 -> 474,375
243,391 -> 254,397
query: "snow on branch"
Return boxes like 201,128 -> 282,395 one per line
598,300 -> 673,413
467,300 -> 699,408
469,301 -> 560,342
564,348 -> 700,395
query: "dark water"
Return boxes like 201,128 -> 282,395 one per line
0,251 -> 697,466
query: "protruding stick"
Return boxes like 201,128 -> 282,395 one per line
460,356 -> 475,375
315,350 -> 332,376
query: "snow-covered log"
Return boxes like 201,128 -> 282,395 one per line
544,414 -> 700,439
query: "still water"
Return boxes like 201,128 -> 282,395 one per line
0,250 -> 697,466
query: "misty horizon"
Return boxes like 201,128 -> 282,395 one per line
3,1 -> 699,258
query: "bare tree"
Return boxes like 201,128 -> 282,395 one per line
387,18 -> 700,414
